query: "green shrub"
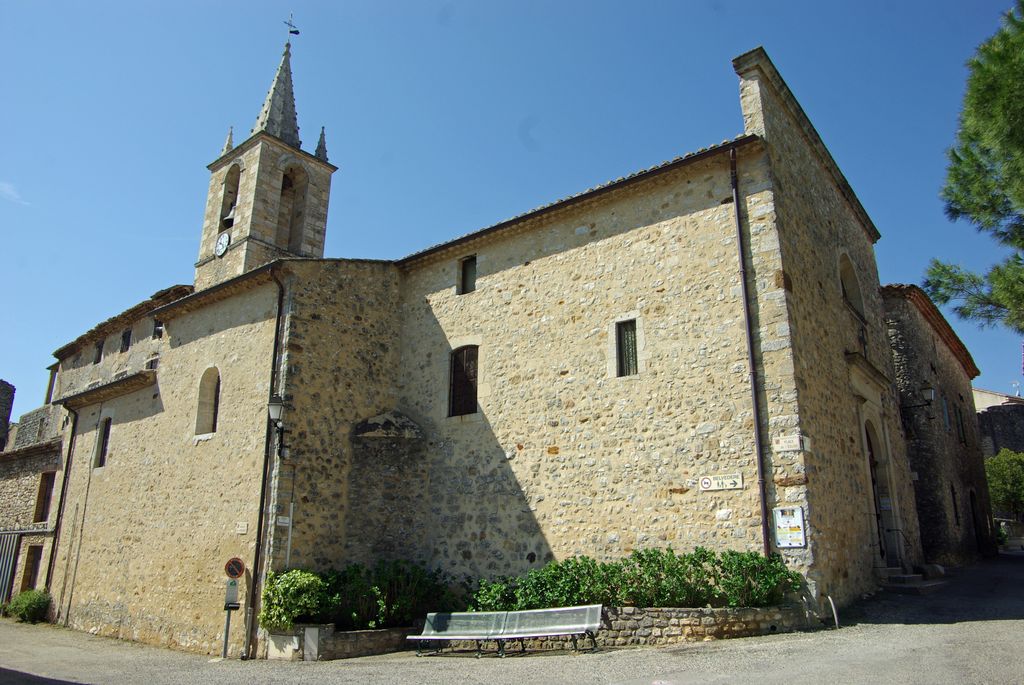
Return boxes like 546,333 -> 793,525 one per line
512,556 -> 621,610
7,590 -> 51,623
620,546 -> 717,608
471,577 -> 518,611
713,551 -> 802,607
259,570 -> 330,632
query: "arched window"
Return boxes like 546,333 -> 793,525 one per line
449,346 -> 479,417
196,367 -> 221,435
839,254 -> 865,316
220,165 -> 241,229
276,166 -> 308,253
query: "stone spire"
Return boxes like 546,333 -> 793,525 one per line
252,41 -> 301,149
315,127 -> 328,162
220,126 -> 234,156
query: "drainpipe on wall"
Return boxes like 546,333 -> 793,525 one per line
242,266 -> 287,660
730,148 -> 772,556
44,406 -> 78,591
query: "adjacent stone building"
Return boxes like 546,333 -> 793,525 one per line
974,388 -> 1024,459
0,42 -> 989,656
883,285 -> 996,565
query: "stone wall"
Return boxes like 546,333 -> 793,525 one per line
734,48 -> 922,606
387,147 -> 772,580
0,380 -> 13,451
48,281 -> 278,655
266,624 -> 417,661
882,286 -> 995,563
0,442 -> 61,599
978,404 -> 1024,459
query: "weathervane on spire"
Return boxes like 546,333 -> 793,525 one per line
284,13 -> 300,42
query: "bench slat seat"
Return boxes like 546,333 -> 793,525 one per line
408,604 -> 602,657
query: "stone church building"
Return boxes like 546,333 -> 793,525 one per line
1,43 -> 994,655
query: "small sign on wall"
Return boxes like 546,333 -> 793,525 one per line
698,473 -> 743,491
773,506 -> 807,548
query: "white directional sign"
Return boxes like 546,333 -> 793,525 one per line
698,473 -> 743,491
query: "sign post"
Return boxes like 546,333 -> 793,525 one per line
222,558 -> 245,658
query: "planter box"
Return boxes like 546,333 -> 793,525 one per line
267,624 -> 418,661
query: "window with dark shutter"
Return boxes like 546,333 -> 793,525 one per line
120,329 -> 132,353
616,320 -> 638,377
449,346 -> 479,416
458,256 -> 477,294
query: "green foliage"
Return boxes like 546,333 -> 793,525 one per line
265,561 -> 463,632
511,556 -> 622,610
926,1 -> 1024,333
469,548 -> 802,611
7,590 -> 51,623
986,448 -> 1024,516
996,523 -> 1010,545
259,570 -> 330,632
619,547 -> 717,608
714,551 -> 802,608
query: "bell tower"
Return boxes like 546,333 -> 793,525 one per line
194,42 -> 337,290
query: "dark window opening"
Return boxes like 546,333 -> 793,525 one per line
951,484 -> 960,526
145,355 -> 159,371
95,417 -> 112,468
20,545 -> 42,592
93,341 -> 103,364
449,346 -> 479,416
152,319 -> 164,339
120,329 -> 132,353
458,256 -> 477,294
33,472 -> 55,523
616,320 -> 638,377
220,165 -> 241,229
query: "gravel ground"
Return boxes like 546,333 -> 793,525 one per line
2,552 -> 1023,685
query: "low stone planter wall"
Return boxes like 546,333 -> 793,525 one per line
600,605 -> 811,645
442,605 -> 811,654
267,624 -> 417,661
267,605 -> 811,660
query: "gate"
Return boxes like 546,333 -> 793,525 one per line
0,533 -> 20,603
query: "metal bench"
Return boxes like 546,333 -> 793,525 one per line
407,604 -> 602,657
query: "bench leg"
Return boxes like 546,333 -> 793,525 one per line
475,640 -> 482,659
519,638 -> 526,653
497,639 -> 506,658
587,631 -> 598,652
571,635 -> 579,651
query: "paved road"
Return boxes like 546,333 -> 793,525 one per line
2,553 -> 1024,684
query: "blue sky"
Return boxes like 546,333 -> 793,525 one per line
0,0 -> 1019,420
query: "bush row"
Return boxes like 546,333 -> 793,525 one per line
471,548 -> 801,612
259,549 -> 802,632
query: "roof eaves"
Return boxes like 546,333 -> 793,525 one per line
397,133 -> 761,268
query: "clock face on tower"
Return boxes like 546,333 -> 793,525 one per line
215,231 -> 231,258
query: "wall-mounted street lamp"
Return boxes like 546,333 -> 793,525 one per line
902,383 -> 936,410
267,394 -> 290,459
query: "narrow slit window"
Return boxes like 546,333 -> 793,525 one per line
458,256 -> 477,294
616,320 -> 638,377
93,341 -> 103,364
120,328 -> 132,353
449,346 -> 479,416
95,417 -> 112,468
950,484 -> 960,526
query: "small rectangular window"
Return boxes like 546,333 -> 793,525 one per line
95,417 -> 112,468
152,319 -> 164,339
120,328 -> 132,353
93,341 -> 103,364
616,320 -> 638,377
145,355 -> 160,371
33,472 -> 56,523
458,256 -> 477,294
942,395 -> 951,432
